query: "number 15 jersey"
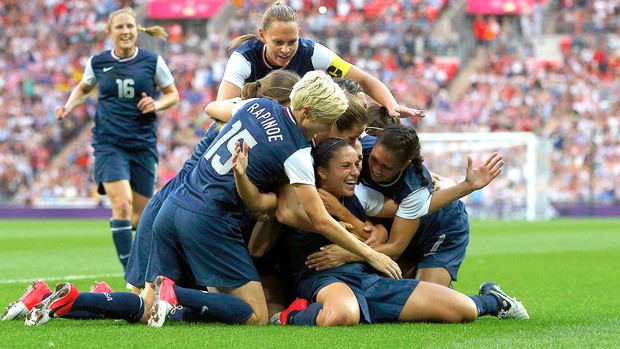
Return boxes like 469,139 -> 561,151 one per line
169,98 -> 314,222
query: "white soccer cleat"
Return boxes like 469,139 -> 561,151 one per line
479,281 -> 529,320
2,281 -> 51,321
24,282 -> 79,326
147,276 -> 178,328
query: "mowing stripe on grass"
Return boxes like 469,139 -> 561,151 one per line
0,273 -> 124,284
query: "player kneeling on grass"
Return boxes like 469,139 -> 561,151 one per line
270,139 -> 529,325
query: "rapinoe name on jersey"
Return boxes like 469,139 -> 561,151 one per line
247,103 -> 284,142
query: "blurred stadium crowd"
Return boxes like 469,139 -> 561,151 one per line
0,0 -> 618,208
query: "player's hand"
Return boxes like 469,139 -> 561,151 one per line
363,223 -> 388,246
54,106 -> 70,121
464,152 -> 504,191
232,141 -> 249,177
388,105 -> 425,119
318,189 -> 345,217
306,244 -> 348,271
367,251 -> 402,279
138,92 -> 157,114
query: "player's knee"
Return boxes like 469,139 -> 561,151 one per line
319,305 -> 359,327
243,312 -> 268,325
446,303 -> 477,323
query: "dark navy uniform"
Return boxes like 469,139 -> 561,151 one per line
222,38 -> 353,88
125,122 -> 219,287
360,134 -> 470,281
83,47 -> 174,197
286,186 -> 419,323
148,98 -> 315,288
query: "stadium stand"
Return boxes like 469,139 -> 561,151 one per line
1,0 -> 618,214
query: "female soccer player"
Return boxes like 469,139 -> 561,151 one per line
308,120 -> 501,287
14,70 -> 304,327
218,1 -> 423,119
145,71 -> 400,327
54,7 -> 179,272
274,138 -> 528,326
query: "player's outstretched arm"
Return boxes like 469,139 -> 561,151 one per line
428,152 -> 504,214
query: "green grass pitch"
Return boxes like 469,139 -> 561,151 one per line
0,218 -> 619,348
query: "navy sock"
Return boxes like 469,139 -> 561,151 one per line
173,285 -> 253,324
62,310 -> 105,320
288,302 -> 323,325
110,219 -> 133,270
69,292 -> 144,323
167,306 -> 206,323
468,295 -> 499,317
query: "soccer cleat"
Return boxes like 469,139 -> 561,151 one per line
90,281 -> 113,293
269,298 -> 308,325
2,281 -> 51,321
24,282 -> 79,326
148,276 -> 178,328
479,281 -> 529,320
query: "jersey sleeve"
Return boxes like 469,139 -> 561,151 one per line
354,184 -> 385,217
155,56 -> 175,88
232,98 -> 256,115
283,147 -> 315,186
81,56 -> 96,87
396,187 -> 432,220
312,42 -> 352,78
221,51 -> 252,88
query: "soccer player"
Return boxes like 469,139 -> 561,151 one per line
217,1 -> 423,119
307,121 -> 502,287
13,70 -> 304,327
145,71 -> 400,327
273,138 -> 529,326
54,7 -> 179,272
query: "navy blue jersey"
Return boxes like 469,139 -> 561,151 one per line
84,48 -> 174,148
360,135 -> 434,220
169,98 -> 313,223
156,122 -> 219,199
240,38 -> 315,84
222,38 -> 351,88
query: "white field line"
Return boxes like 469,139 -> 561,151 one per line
0,273 -> 124,284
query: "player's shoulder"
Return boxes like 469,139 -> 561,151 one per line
235,38 -> 263,54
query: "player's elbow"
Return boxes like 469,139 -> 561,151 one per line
275,206 -> 295,227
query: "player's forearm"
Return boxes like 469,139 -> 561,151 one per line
313,216 -> 375,261
234,172 -> 276,212
64,84 -> 91,113
154,89 -> 179,112
428,181 -> 472,214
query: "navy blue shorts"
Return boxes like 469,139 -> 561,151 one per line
402,200 -> 470,281
147,199 -> 260,288
93,143 -> 157,198
296,263 -> 419,323
124,194 -> 163,287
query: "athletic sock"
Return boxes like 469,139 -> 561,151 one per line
468,294 -> 499,317
167,306 -> 204,323
110,219 -> 132,270
173,285 -> 253,324
288,302 -> 323,325
68,292 -> 145,323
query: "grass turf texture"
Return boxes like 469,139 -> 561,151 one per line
0,218 -> 619,348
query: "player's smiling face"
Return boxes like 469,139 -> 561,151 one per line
109,13 -> 138,57
259,21 -> 299,68
368,144 -> 410,183
318,146 -> 360,198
